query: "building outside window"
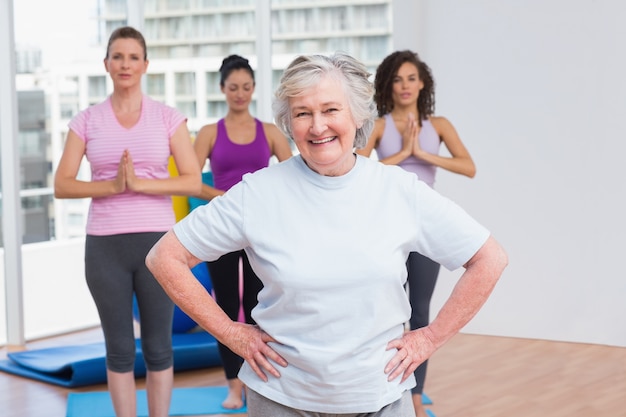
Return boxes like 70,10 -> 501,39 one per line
3,0 -> 394,343
11,0 -> 393,249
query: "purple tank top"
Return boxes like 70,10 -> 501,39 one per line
376,114 -> 441,188
209,118 -> 272,191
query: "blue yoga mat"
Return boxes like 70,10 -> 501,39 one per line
66,386 -> 246,417
66,386 -> 433,417
0,331 -> 221,387
65,386 -> 429,417
423,393 -> 435,416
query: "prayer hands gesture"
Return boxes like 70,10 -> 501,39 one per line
401,113 -> 424,160
114,149 -> 140,193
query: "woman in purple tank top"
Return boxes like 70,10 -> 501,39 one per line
357,50 -> 476,417
192,54 -> 293,410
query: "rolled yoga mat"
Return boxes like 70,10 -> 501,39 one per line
0,331 -> 221,388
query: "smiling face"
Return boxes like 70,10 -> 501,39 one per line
221,68 -> 255,112
104,38 -> 148,90
392,61 -> 423,108
289,75 -> 357,176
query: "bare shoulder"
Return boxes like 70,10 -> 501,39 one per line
429,115 -> 451,128
374,116 -> 386,131
429,115 -> 456,135
198,122 -> 218,136
196,123 -> 218,142
194,123 -> 219,158
263,122 -> 292,161
262,122 -> 284,137
263,122 -> 290,145
371,116 -> 386,140
356,117 -> 385,156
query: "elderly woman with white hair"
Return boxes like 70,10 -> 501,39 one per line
146,52 -> 508,417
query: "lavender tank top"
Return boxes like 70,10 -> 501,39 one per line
210,118 -> 271,191
376,114 -> 441,188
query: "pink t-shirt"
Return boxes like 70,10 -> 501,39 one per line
68,95 -> 186,236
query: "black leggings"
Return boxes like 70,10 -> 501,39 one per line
208,250 -> 262,380
85,233 -> 174,373
406,251 -> 440,394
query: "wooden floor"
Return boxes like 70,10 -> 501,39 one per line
1,327 -> 624,417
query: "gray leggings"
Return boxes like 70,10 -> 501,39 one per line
406,251 -> 440,394
85,233 -> 173,373
246,389 -> 415,417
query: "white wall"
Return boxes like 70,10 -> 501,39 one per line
3,0 -> 624,348
0,238 -> 99,344
396,0 -> 625,347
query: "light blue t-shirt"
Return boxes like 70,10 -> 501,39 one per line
174,155 -> 489,413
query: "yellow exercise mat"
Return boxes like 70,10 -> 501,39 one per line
168,157 -> 190,222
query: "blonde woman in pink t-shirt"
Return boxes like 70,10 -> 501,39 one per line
54,26 -> 200,417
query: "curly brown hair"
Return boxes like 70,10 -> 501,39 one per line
373,50 -> 435,125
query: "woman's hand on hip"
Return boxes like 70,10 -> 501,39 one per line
385,327 -> 437,383
226,322 -> 288,382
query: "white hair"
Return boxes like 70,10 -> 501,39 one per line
273,52 -> 376,149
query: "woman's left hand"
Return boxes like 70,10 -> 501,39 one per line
124,150 -> 139,191
401,113 -> 419,156
410,121 -> 425,159
384,327 -> 437,383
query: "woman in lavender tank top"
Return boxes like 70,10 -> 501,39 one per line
192,55 -> 293,409
357,50 -> 476,417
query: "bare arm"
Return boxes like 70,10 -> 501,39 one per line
413,116 -> 476,178
126,122 -> 202,196
425,235 -> 507,346
193,124 -> 225,201
264,123 -> 294,162
146,231 -> 288,380
355,117 -> 384,157
385,235 -> 508,381
54,130 -> 126,199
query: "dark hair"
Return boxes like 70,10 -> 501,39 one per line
219,54 -> 255,86
105,26 -> 147,60
374,50 -> 435,124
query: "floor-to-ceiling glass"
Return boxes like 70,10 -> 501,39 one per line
3,0 -> 394,345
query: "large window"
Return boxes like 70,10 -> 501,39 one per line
3,0 -> 394,344
146,73 -> 166,99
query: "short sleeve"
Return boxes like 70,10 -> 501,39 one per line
161,102 -> 187,138
67,107 -> 91,142
173,181 -> 248,261
413,181 -> 490,271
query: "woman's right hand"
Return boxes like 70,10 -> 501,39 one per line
114,150 -> 127,194
225,322 -> 288,382
401,113 -> 419,156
